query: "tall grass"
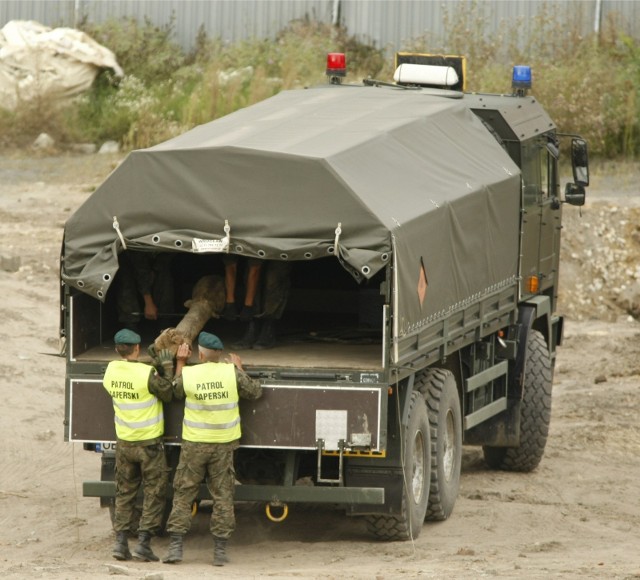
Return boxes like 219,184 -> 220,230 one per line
0,8 -> 637,157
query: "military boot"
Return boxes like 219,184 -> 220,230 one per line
231,319 -> 257,349
213,536 -> 229,567
239,303 -> 257,321
132,530 -> 159,562
112,531 -> 132,561
221,301 -> 238,320
162,533 -> 184,564
253,319 -> 276,350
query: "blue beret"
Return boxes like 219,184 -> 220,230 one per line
198,332 -> 224,350
114,328 -> 141,345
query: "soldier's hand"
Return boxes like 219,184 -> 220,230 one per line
176,343 -> 191,362
157,349 -> 174,366
228,352 -> 243,370
143,294 -> 158,320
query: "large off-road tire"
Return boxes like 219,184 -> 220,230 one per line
483,329 -> 552,472
365,391 -> 431,541
417,369 -> 462,521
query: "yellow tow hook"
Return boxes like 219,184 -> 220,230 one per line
265,501 -> 289,522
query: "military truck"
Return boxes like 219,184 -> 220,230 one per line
61,53 -> 589,540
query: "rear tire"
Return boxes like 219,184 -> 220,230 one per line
483,329 -> 552,471
417,369 -> 462,521
365,391 -> 430,540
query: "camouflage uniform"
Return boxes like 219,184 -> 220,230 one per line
166,369 -> 262,538
112,367 -> 174,535
222,256 -> 291,320
114,440 -> 168,534
116,251 -> 175,327
260,261 -> 291,320
166,440 -> 238,537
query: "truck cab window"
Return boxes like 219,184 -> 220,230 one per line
541,148 -> 549,197
546,145 -> 559,198
522,141 -> 547,207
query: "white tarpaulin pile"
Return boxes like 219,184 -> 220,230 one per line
0,20 -> 123,110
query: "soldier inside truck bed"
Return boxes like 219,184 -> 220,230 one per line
221,257 -> 291,350
115,251 -> 290,349
115,250 -> 175,333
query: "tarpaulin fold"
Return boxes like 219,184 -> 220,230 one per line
62,84 -> 521,336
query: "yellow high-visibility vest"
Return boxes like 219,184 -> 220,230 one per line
103,360 -> 163,441
181,362 -> 240,443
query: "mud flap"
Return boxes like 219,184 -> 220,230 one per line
344,466 -> 404,515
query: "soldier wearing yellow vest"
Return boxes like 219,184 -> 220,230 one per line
163,331 -> 262,567
103,328 -> 175,563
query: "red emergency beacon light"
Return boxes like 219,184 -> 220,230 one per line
326,52 -> 346,83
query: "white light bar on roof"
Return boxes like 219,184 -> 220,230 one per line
393,63 -> 459,87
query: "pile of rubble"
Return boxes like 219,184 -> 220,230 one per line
559,201 -> 640,322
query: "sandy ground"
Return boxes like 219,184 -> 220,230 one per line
1,151 -> 639,580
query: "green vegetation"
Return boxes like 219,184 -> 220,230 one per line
411,1 -> 640,158
0,6 -> 638,157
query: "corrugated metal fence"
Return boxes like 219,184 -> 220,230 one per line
0,0 -> 638,54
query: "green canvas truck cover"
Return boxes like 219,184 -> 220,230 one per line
61,84 -> 521,339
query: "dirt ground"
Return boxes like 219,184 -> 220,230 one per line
1,151 -> 639,580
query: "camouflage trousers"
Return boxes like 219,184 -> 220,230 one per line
221,257 -> 291,320
166,440 -> 238,539
116,252 -> 174,327
114,442 -> 168,534
261,261 -> 291,320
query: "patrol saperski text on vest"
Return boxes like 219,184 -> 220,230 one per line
194,381 -> 229,400
109,381 -> 140,399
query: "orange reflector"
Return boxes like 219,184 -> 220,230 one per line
527,275 -> 539,293
388,387 -> 393,396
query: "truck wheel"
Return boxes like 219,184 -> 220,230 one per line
365,391 -> 430,540
418,369 -> 462,521
483,329 -> 552,472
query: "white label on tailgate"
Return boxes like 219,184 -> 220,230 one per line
316,410 -> 347,451
192,237 -> 229,253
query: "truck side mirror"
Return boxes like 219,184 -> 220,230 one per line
571,138 -> 589,187
564,182 -> 585,206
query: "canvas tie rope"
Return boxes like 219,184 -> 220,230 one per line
112,216 -> 127,250
333,222 -> 342,254
224,220 -> 231,252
